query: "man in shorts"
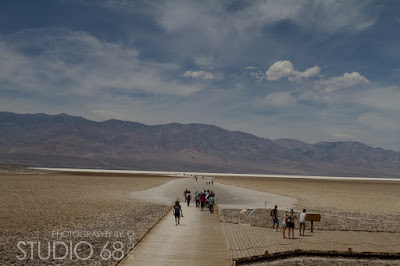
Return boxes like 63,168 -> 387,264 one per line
271,205 -> 279,231
173,199 -> 183,226
299,209 -> 307,236
287,209 -> 297,239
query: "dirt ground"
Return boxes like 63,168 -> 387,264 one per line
214,176 -> 400,232
0,170 -> 176,265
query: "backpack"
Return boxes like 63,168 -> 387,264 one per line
287,215 -> 293,223
270,209 -> 273,216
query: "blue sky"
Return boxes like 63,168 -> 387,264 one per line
1,0 -> 400,150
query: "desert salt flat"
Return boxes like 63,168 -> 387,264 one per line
33,167 -> 400,182
129,177 -> 297,210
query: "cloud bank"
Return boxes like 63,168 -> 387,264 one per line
316,72 -> 371,92
0,28 -> 200,96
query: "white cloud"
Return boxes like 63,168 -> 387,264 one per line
183,70 -> 216,80
0,28 -> 200,96
265,60 -> 320,82
241,1 -> 376,33
316,72 -> 370,92
265,60 -> 294,81
290,66 -> 321,82
155,1 -> 376,39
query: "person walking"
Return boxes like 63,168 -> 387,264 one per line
299,209 -> 307,236
173,199 -> 183,226
200,192 -> 206,211
195,191 -> 200,208
271,205 -> 279,231
287,209 -> 297,239
205,190 -> 210,208
183,189 -> 188,203
186,191 -> 191,207
208,194 -> 215,213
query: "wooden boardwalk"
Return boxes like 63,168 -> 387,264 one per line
222,223 -> 400,261
120,202 -> 231,266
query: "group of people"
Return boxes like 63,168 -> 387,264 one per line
271,205 -> 308,239
173,188 -> 216,225
183,188 -> 215,212
205,180 -> 213,186
194,189 -> 215,213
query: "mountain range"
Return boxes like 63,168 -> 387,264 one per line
1,111 -> 399,177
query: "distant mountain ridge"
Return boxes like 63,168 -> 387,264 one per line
1,111 -> 399,177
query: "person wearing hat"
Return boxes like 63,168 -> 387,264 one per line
173,198 -> 183,226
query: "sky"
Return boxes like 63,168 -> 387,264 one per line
1,0 -> 400,150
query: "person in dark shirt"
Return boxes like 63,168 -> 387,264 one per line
271,205 -> 279,231
208,194 -> 215,213
186,191 -> 191,207
287,209 -> 297,239
173,199 -> 183,226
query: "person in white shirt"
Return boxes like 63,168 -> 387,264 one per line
299,209 -> 307,236
282,213 -> 288,239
